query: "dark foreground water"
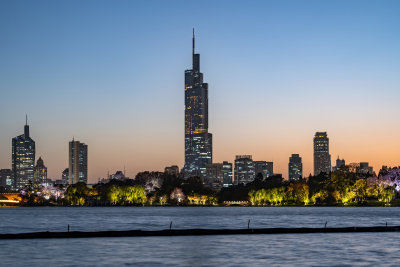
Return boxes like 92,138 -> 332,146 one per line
1,207 -> 400,266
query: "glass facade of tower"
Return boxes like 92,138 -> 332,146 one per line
313,132 -> 331,175
12,123 -> 35,190
182,31 -> 212,178
222,161 -> 233,186
289,154 -> 303,181
234,155 -> 255,185
69,140 -> 88,184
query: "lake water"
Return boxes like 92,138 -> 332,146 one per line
1,207 -> 400,266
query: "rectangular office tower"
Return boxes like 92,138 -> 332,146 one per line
313,132 -> 331,175
222,161 -> 233,186
12,118 -> 35,190
68,139 -> 88,184
234,155 -> 255,185
289,154 -> 303,181
182,30 -> 212,178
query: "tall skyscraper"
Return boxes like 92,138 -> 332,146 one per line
34,157 -> 47,185
68,139 -> 88,184
182,29 -> 212,178
313,132 -> 331,175
288,154 -> 303,181
234,155 -> 255,185
12,117 -> 35,190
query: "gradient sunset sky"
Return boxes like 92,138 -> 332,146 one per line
1,0 -> 400,183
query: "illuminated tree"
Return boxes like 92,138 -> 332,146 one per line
341,187 -> 356,204
133,185 -> 147,205
107,184 -> 121,205
353,179 -> 367,202
159,194 -> 168,205
65,186 -> 77,205
65,182 -> 88,205
208,195 -> 218,205
382,186 -> 395,204
170,188 -> 185,203
187,195 -> 200,205
148,195 -> 157,205
286,183 -> 309,205
200,195 -> 208,205
248,190 -> 257,205
310,190 -> 328,204
275,187 -> 285,205
332,190 -> 341,203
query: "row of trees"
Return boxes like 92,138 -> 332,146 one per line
247,171 -> 397,206
15,167 -> 400,206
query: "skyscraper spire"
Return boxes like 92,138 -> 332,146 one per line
192,28 -> 195,55
24,115 -> 29,137
184,30 -> 212,178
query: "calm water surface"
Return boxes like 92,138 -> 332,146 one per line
0,207 -> 399,266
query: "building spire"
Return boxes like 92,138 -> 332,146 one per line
192,28 -> 195,55
24,114 -> 30,137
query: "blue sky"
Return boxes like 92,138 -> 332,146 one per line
1,0 -> 400,181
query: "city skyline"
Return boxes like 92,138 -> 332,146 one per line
1,1 -> 400,182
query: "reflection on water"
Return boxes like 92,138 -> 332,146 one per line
1,233 -> 400,266
0,206 -> 399,234
1,207 -> 400,266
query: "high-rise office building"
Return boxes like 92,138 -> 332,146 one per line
182,30 -> 212,178
34,157 -> 47,185
313,132 -> 331,175
0,169 -> 13,189
68,139 -> 88,184
12,117 -> 35,189
205,163 -> 224,184
254,161 -> 270,179
288,154 -> 303,181
234,155 -> 255,185
222,161 -> 233,186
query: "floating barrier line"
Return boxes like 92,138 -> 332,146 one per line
1,226 -> 399,240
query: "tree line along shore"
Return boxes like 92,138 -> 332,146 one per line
1,167 -> 400,207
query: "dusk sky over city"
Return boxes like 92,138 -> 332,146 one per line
1,0 -> 400,183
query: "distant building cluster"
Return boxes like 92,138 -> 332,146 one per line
333,158 -> 373,175
0,117 -> 88,191
175,32 -> 375,188
0,31 -> 378,192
